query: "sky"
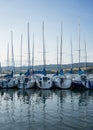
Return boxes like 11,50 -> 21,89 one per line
0,0 -> 93,67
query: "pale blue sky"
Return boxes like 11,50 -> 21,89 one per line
0,0 -> 93,66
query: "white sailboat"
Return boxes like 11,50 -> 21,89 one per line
1,33 -> 18,89
18,34 -> 25,89
0,44 -> 9,89
52,23 -> 71,89
25,26 -> 36,89
30,33 -> 37,88
71,22 -> 87,89
7,31 -> 18,88
84,40 -> 93,89
18,23 -> 35,89
36,22 -> 53,89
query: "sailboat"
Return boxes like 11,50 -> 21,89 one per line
66,35 -> 78,82
52,23 -> 71,89
30,33 -> 37,87
36,22 -> 53,89
18,23 -> 35,89
18,34 -> 25,89
7,31 -> 18,88
24,31 -> 36,89
84,40 -> 93,89
1,32 -> 18,89
71,23 -> 87,90
0,44 -> 9,88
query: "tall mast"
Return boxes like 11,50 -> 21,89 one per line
43,21 -> 46,69
7,43 -> 9,72
84,40 -> 87,72
20,34 -> 23,72
27,22 -> 31,70
78,21 -> 80,69
11,31 -> 15,73
70,35 -> 73,71
32,33 -> 34,72
57,36 -> 58,71
60,23 -> 63,70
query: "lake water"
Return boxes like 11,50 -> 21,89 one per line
0,89 -> 93,130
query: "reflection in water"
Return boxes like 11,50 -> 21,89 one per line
0,89 -> 93,130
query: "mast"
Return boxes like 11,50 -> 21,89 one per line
60,23 -> 63,71
78,21 -> 80,69
32,33 -> 34,72
70,35 -> 73,72
60,23 -> 62,70
20,34 -> 23,72
57,36 -> 58,71
27,22 -> 31,70
7,43 -> 9,72
43,21 -> 46,70
11,31 -> 15,74
84,40 -> 87,73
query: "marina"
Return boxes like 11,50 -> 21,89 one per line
0,73 -> 93,90
0,0 -> 93,130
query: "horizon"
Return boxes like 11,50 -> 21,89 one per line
1,61 -> 93,68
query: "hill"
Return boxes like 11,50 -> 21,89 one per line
1,62 -> 93,74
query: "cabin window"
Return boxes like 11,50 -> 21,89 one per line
25,78 -> 28,82
43,77 -> 48,81
48,78 -> 50,80
81,76 -> 86,81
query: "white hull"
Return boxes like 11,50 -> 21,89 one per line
36,75 -> 53,89
1,79 -> 8,89
85,76 -> 93,89
7,78 -> 18,88
18,76 -> 35,89
71,74 -> 88,89
24,80 -> 35,89
53,75 -> 71,89
1,78 -> 18,89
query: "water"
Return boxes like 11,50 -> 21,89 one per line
0,89 -> 93,130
